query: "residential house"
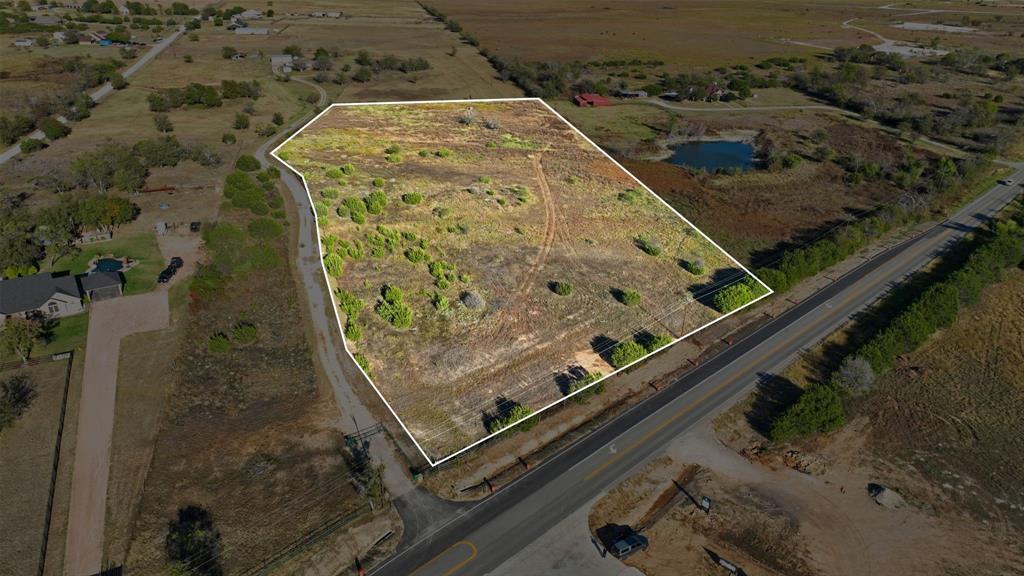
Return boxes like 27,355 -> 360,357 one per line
31,14 -> 62,25
0,270 -> 125,322
573,93 -> 611,107
310,11 -> 342,18
0,273 -> 84,321
237,9 -> 263,20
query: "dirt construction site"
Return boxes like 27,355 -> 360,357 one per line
276,99 -> 764,461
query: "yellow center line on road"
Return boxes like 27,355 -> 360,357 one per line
409,540 -> 478,576
583,256 -> 908,483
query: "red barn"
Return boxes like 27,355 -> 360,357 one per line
574,93 -> 611,107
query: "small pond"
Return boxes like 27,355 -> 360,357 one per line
665,140 -> 756,172
94,258 -> 124,272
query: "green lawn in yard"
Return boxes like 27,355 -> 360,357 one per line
38,312 -> 89,357
49,232 -> 164,295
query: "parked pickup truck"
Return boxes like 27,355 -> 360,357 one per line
997,178 -> 1015,186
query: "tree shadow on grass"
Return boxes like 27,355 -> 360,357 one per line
745,372 -> 803,438
590,334 -> 619,365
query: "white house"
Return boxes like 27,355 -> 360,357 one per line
237,9 -> 263,20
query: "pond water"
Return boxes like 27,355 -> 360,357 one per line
94,258 -> 124,272
665,140 -> 756,172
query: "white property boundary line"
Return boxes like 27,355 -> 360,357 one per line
271,97 -> 773,467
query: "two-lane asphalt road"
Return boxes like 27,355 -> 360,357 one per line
376,165 -> 1024,576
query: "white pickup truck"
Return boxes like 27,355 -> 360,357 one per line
998,178 -> 1015,186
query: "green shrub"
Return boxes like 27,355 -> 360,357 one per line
430,291 -> 449,312
364,190 -> 387,214
634,235 -> 662,257
486,403 -> 535,434
644,333 -> 673,353
402,192 -> 423,205
342,197 -> 367,223
247,217 -> 283,239
320,187 -> 339,199
405,247 -> 429,263
478,175 -> 492,184
371,177 -> 386,188
231,322 -> 258,344
375,284 -> 412,328
434,148 -> 452,158
20,138 -> 47,153
246,245 -> 280,269
610,340 -> 647,369
354,353 -> 371,375
617,289 -> 641,306
568,371 -> 605,403
385,153 -> 402,163
235,154 -> 260,171
313,200 -> 330,219
344,319 -> 362,341
551,281 -> 572,296
208,333 -> 231,353
38,117 -> 70,140
680,258 -> 705,275
384,144 -> 400,154
618,188 -> 644,203
224,171 -> 268,214
713,277 -> 767,313
335,288 -> 364,318
340,163 -> 355,175
323,253 -> 344,277
418,149 -> 429,157
222,133 -> 236,144
325,167 -> 343,179
770,382 -> 845,442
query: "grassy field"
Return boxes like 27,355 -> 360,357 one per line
0,359 -> 72,576
863,268 -> 1024,531
279,99 -> 757,459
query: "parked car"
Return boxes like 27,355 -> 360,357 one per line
169,256 -> 184,270
157,267 -> 176,283
998,178 -> 1015,186
609,532 -> 648,559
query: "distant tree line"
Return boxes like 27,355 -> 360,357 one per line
147,80 -> 261,111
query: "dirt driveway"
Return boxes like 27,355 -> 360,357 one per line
64,291 -> 169,576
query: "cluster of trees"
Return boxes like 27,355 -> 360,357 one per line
758,154 -> 994,293
0,190 -> 138,277
608,331 -> 673,369
1,57 -> 124,146
832,44 -> 906,71
858,214 -> 1023,374
191,218 -> 282,301
147,80 -> 261,111
223,168 -> 280,215
770,205 -> 1024,443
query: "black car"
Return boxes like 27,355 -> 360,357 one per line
158,267 -> 176,283
169,257 -> 184,270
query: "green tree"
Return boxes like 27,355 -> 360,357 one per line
323,252 -> 344,277
152,113 -> 173,133
0,375 -> 35,432
609,340 -> 647,369
770,382 -> 845,442
165,506 -> 223,576
234,154 -> 260,172
38,117 -> 70,140
1,315 -> 44,363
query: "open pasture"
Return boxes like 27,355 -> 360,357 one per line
277,99 -> 764,461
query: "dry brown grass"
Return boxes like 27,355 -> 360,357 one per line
280,100 -> 744,458
0,359 -> 72,576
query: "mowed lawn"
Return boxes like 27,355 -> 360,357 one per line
49,232 -> 164,295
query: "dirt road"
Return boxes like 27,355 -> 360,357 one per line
63,291 -> 169,576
